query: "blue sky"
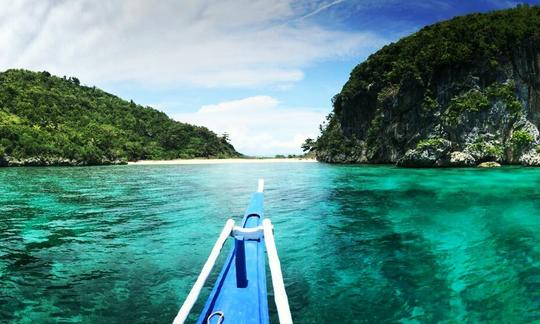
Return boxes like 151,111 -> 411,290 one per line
2,0 -> 540,155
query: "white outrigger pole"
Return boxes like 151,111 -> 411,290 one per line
173,220 -> 234,323
173,179 -> 293,324
263,217 -> 292,323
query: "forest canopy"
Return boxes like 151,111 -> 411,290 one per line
0,69 -> 240,166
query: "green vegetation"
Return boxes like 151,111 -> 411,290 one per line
0,70 -> 239,165
301,138 -> 316,153
316,113 -> 360,158
376,85 -> 399,105
338,5 -> 540,101
467,140 -> 503,160
443,82 -> 523,124
316,5 -> 540,158
486,82 -> 523,115
366,114 -> 383,145
416,137 -> 447,150
421,94 -> 439,111
511,129 -> 535,149
444,89 -> 490,123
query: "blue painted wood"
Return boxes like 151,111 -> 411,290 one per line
234,238 -> 248,288
197,192 -> 269,324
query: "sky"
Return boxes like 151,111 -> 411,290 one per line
1,0 -> 540,156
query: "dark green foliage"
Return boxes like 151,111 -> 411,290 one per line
421,94 -> 439,111
366,114 -> 383,145
316,114 -> 360,157
511,129 -> 534,149
416,137 -> 446,150
376,85 -> 399,105
0,69 -> 240,164
317,6 -> 540,156
444,89 -> 490,123
340,5 -> 540,98
467,140 -> 503,160
301,138 -> 316,152
485,82 -> 523,115
444,82 -> 522,124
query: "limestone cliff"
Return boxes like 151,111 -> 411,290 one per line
314,6 -> 540,167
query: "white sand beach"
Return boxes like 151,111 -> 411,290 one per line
128,158 -> 318,165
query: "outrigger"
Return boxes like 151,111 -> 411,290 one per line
173,179 -> 292,324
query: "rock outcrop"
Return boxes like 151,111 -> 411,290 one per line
314,6 -> 540,167
478,161 -> 502,168
520,152 -> 540,166
449,151 -> 476,167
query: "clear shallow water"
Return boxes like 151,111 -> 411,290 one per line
1,163 -> 540,323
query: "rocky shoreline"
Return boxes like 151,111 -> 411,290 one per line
395,130 -> 540,168
0,157 -> 318,167
0,156 -> 127,167
1,154 -> 535,168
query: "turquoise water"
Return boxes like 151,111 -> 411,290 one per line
1,163 -> 540,323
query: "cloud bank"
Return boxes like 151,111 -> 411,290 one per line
174,96 -> 326,156
0,0 -> 382,88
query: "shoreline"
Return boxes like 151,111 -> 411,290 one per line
128,158 -> 318,165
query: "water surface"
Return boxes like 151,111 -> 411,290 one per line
1,164 -> 539,323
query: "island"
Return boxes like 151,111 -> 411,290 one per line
0,69 -> 240,166
309,5 -> 540,167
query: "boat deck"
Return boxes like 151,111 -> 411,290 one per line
198,192 -> 269,324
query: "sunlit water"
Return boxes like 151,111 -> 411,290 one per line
1,163 -> 540,323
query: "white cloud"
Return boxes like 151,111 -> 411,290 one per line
0,0 -> 385,88
174,96 -> 326,156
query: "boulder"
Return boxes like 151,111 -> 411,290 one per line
449,151 -> 476,166
520,153 -> 540,166
477,161 -> 501,168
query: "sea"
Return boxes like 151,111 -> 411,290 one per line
1,163 -> 539,323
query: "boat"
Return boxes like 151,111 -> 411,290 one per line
173,179 -> 292,324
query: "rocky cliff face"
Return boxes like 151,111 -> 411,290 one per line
397,38 -> 540,167
315,6 -> 540,167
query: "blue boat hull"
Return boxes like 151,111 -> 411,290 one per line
198,192 -> 269,324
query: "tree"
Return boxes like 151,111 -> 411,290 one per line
221,132 -> 230,143
301,138 -> 316,152
70,77 -> 80,86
